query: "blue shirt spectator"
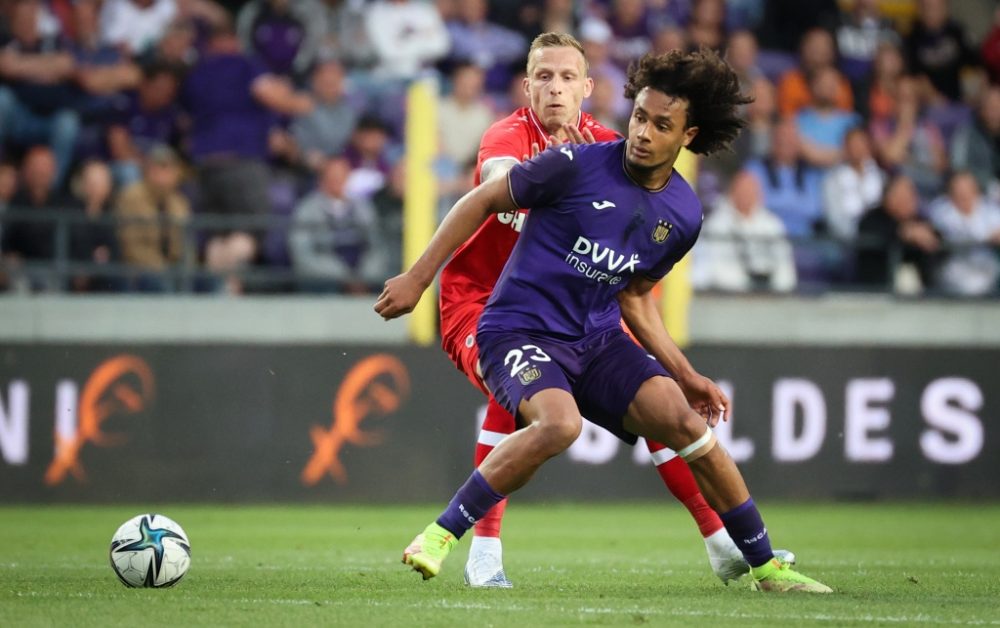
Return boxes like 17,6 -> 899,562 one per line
745,121 -> 823,239
445,0 -> 526,93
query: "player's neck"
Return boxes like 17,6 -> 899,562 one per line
623,156 -> 675,192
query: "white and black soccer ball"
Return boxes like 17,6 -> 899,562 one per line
109,513 -> 191,588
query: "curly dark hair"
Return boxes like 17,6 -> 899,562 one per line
624,49 -> 752,155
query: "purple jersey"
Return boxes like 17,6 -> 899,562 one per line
477,140 -> 703,339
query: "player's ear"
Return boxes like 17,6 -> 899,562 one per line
582,76 -> 594,99
682,126 -> 699,148
522,75 -> 530,99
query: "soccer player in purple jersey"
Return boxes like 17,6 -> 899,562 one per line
375,49 -> 832,593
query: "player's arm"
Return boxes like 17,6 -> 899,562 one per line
374,174 -> 517,319
479,157 -> 519,183
617,275 -> 730,426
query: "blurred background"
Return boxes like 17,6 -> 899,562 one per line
0,0 -> 997,503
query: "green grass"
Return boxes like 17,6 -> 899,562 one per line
1,503 -> 999,627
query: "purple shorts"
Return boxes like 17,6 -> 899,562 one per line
477,327 -> 669,444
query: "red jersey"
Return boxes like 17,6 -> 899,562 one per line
439,107 -> 620,345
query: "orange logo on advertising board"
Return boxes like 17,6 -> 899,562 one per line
44,355 -> 155,485
301,354 -> 410,486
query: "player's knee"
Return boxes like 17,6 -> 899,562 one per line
532,413 -> 581,454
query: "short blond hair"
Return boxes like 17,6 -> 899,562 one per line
526,32 -> 589,75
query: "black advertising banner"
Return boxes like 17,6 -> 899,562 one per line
0,344 -> 996,502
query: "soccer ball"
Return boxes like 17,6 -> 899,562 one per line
109,513 -> 191,588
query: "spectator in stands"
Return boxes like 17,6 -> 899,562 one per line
181,21 -> 313,277
586,72 -> 626,135
288,156 -> 386,293
867,40 -> 907,121
1,147 -> 75,291
0,0 -> 81,189
777,28 -> 854,118
107,64 -> 183,186
756,0 -> 840,54
363,0 -> 449,81
823,127 -> 885,242
650,24 -> 688,56
904,0 -> 980,104
982,6 -> 1000,86
686,0 -> 726,51
725,29 -> 763,92
70,0 -> 142,117
438,62 -> 495,168
237,0 -> 323,79
607,0 -> 654,69
68,160 -> 118,292
317,0 -> 373,70
950,86 -> 1000,202
115,145 -> 190,291
746,119 -> 829,283
870,76 -> 948,201
291,58 -> 357,173
834,0 -> 898,95
796,66 -> 862,170
856,173 -> 940,292
444,0 -> 526,93
371,159 -> 405,277
930,172 -> 1000,296
580,18 -> 629,121
693,170 -> 796,293
0,161 -> 17,215
343,115 -> 393,199
0,160 -> 16,288
138,18 -> 197,69
99,0 -> 178,57
745,119 -> 823,240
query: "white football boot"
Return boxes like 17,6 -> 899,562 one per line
704,528 -> 797,583
463,536 -> 513,588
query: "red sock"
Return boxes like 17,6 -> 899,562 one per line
646,439 -> 724,538
472,397 -> 516,537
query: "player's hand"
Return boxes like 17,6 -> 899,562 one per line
561,122 -> 597,144
523,141 -> 545,161
677,373 -> 730,427
374,272 -> 428,320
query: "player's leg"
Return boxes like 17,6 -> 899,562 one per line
466,397 -> 515,587
645,439 -> 796,582
403,388 -> 580,580
625,377 -> 832,593
645,438 -> 750,581
403,332 -> 580,580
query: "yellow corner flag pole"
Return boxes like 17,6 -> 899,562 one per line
403,78 -> 438,346
662,148 -> 696,348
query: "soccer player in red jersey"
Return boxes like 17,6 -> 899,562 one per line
437,33 -> 789,587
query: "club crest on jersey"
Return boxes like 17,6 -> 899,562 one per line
518,366 -> 542,385
652,220 -> 674,244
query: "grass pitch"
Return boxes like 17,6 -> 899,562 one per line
1,503 -> 998,627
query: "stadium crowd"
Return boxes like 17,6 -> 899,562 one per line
0,0 -> 998,296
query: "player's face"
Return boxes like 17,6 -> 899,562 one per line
524,46 -> 594,134
625,87 -> 698,173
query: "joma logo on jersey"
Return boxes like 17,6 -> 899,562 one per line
652,220 -> 674,244
571,237 -> 640,273
518,367 -> 542,385
497,211 -> 525,233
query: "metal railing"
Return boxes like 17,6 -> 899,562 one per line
1,207 -> 998,297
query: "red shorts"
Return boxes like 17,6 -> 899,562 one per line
440,302 -> 489,396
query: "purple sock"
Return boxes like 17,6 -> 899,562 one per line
435,470 -> 505,539
718,498 -> 774,568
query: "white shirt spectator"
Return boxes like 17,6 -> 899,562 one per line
693,197 -> 797,293
364,0 -> 449,81
822,158 -> 884,240
100,0 -> 177,55
930,194 -> 1000,296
